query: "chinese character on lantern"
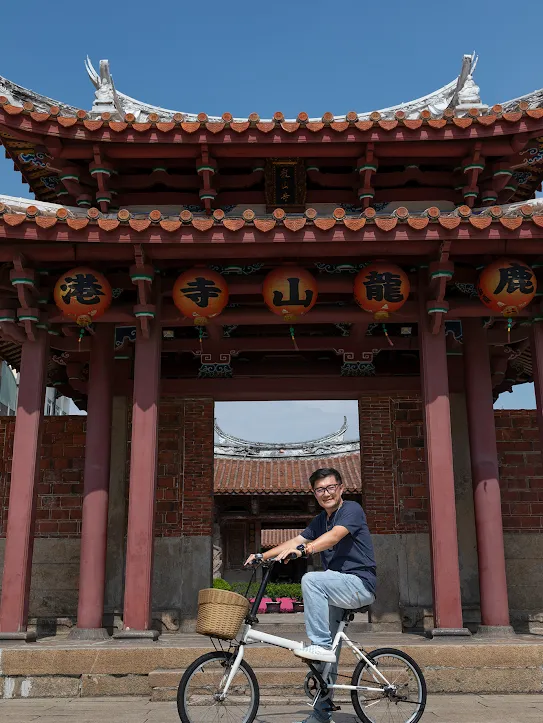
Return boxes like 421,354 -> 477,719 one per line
263,267 -> 318,323
173,268 -> 229,325
54,267 -> 112,327
477,258 -> 536,317
354,263 -> 410,319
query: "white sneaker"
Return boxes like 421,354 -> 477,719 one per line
294,645 -> 336,663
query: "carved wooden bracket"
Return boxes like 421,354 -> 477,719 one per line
130,245 -> 155,339
427,243 -> 453,335
197,144 -> 217,214
66,362 -> 88,395
0,308 -> 26,343
462,142 -> 484,207
356,143 -> 378,209
9,255 -> 44,341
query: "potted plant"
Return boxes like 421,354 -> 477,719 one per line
288,583 -> 303,612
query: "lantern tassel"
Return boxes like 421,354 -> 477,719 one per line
198,325 -> 204,354
289,326 -> 299,351
507,317 -> 513,344
382,324 -> 394,347
78,327 -> 85,345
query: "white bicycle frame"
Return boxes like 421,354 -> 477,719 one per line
219,616 -> 391,704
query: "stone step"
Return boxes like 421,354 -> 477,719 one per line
2,637 -> 542,698
150,667 -> 354,702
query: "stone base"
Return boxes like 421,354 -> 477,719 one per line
474,625 -> 516,638
113,629 -> 160,641
67,627 -> 111,640
429,627 -> 472,637
0,629 -> 37,642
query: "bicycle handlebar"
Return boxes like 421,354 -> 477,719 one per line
248,552 -> 298,567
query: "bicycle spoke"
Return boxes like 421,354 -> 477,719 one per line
182,657 -> 256,723
352,653 -> 424,723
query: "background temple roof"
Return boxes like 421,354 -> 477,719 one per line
214,452 -> 361,494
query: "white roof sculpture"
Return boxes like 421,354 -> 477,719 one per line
214,417 -> 360,459
2,52 -> 533,124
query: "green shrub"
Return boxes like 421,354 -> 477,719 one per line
267,583 -> 302,600
212,578 -> 232,591
215,579 -> 303,601
230,581 -> 261,598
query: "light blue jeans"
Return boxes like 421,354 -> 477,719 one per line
301,570 -> 375,722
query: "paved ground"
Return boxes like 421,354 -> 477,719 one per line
1,696 -> 542,722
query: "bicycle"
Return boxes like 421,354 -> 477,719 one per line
177,554 -> 427,723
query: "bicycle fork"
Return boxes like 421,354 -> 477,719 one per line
217,644 -> 246,700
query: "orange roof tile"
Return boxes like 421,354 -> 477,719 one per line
214,453 -> 362,495
0,203 -> 542,236
261,529 -> 304,548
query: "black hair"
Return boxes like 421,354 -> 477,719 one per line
309,468 -> 343,489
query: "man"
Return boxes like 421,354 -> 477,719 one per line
245,467 -> 376,723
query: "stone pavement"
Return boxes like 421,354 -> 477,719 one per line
1,695 -> 543,722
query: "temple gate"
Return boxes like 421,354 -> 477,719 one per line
0,53 -> 542,640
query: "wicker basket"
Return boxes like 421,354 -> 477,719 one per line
196,588 -> 250,640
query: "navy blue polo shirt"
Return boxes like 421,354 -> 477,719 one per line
301,500 -> 376,596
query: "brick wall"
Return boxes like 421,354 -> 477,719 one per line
1,399 -> 542,539
360,399 -> 543,535
495,410 -> 543,532
0,397 -> 215,539
359,394 -> 428,534
155,397 -> 214,536
0,417 -> 86,538
392,396 -> 428,532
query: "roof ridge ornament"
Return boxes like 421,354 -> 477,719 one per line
450,52 -> 487,114
214,415 -> 350,451
85,57 -> 122,118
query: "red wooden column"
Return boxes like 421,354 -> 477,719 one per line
116,319 -> 162,639
0,332 -> 48,640
463,319 -> 512,631
70,325 -> 114,639
419,318 -> 470,636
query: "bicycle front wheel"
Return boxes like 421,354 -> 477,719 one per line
177,650 -> 260,723
351,647 -> 426,723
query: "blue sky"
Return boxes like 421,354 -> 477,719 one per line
0,1 -> 537,438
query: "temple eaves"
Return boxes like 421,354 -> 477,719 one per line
214,416 -> 360,459
0,51 -> 528,124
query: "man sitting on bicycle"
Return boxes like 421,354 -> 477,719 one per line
245,466 -> 376,668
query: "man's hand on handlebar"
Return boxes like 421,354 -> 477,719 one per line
244,553 -> 263,567
244,550 -> 299,567
274,547 -> 302,563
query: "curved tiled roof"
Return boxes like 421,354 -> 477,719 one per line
0,54 -> 542,135
214,452 -> 361,494
0,96 -> 540,135
1,200 -> 542,235
261,529 -> 304,548
1,53 -> 540,125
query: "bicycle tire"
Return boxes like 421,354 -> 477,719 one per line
177,650 -> 260,723
351,647 -> 426,723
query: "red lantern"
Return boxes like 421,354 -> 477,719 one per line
263,266 -> 318,322
54,267 -> 112,327
354,263 -> 410,319
173,268 -> 229,325
477,258 -> 536,316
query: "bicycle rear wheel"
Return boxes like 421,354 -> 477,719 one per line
351,647 -> 426,723
177,650 -> 260,723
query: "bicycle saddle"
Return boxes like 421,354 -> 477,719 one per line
341,606 -> 370,621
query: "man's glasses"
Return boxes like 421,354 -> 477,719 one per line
313,483 -> 341,497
